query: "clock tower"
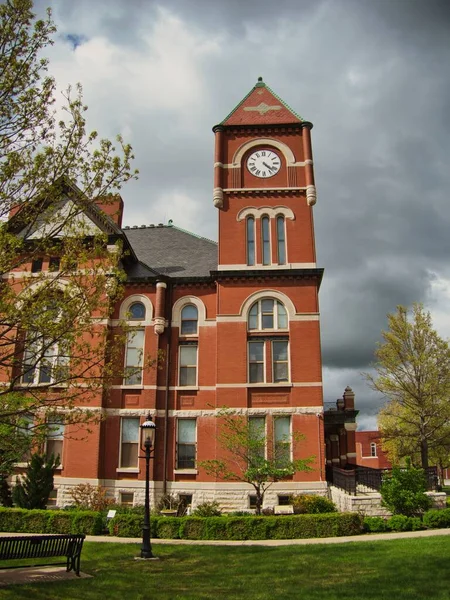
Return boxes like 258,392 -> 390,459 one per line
211,78 -> 325,494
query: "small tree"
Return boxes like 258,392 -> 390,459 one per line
12,452 -> 59,509
200,409 -> 313,515
380,460 -> 432,517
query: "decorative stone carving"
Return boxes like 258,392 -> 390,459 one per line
306,184 -> 317,206
213,187 -> 224,208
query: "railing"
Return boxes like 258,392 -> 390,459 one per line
328,465 -> 440,496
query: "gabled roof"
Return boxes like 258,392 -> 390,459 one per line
8,177 -> 124,239
123,223 -> 218,280
219,77 -> 304,127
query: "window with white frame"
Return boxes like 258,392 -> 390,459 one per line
179,344 -> 198,386
248,339 -> 289,384
276,216 -> 286,265
248,299 -> 288,331
22,334 -> 69,385
261,216 -> 271,265
177,419 -> 196,469
274,416 -> 291,467
370,442 -> 377,457
181,305 -> 198,335
249,416 -> 266,462
120,492 -> 134,506
46,417 -> 65,463
120,418 -> 140,469
124,329 -> 144,385
247,216 -> 256,266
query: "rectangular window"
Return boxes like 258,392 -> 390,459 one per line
22,335 -> 69,385
46,418 -> 65,463
120,492 -> 134,506
179,345 -> 198,386
278,495 -> 291,506
120,418 -> 140,468
177,419 -> 196,469
47,489 -> 58,507
272,341 -> 289,383
31,257 -> 43,273
277,216 -> 286,265
370,442 -> 377,457
249,416 -> 266,462
249,494 -> 257,509
248,341 -> 265,383
274,416 -> 291,467
261,217 -> 270,265
124,329 -> 144,385
49,257 -> 61,272
247,217 -> 255,266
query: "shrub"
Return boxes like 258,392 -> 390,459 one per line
423,508 -> 450,529
108,513 -> 142,537
290,494 -> 337,514
192,501 -> 222,517
68,483 -> 114,512
380,463 -> 432,517
0,507 -> 102,534
156,517 -> 180,539
386,515 -> 423,532
363,517 -> 388,533
179,517 -> 207,539
48,511 -> 73,534
72,510 -> 103,535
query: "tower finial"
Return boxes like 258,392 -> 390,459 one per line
257,76 -> 263,82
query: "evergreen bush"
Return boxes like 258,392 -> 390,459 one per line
0,507 -> 102,534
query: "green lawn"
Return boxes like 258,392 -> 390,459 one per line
1,537 -> 450,599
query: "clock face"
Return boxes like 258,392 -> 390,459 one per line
247,150 -> 281,178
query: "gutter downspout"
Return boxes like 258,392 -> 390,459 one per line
162,283 -> 172,496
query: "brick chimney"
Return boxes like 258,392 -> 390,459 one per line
95,194 -> 124,227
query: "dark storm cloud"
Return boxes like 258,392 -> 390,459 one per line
32,0 -> 450,425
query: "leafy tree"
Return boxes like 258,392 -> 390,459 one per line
366,304 -> 450,469
200,409 -> 312,515
12,452 -> 60,509
0,1 -> 140,432
380,460 -> 432,517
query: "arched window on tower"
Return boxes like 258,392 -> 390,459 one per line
276,216 -> 286,265
247,216 -> 255,266
261,216 -> 270,265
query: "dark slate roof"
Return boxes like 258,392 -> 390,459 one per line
123,224 -> 218,279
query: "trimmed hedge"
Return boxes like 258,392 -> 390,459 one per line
423,508 -> 450,529
0,508 -> 103,535
109,512 -> 363,540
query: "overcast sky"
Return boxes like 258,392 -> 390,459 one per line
35,0 -> 450,429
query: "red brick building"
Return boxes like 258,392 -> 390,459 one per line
9,79 -> 334,510
355,431 -> 392,470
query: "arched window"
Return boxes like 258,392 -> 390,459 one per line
248,299 -> 288,331
247,217 -> 255,266
276,216 -> 286,265
261,216 -> 270,265
129,302 -> 146,320
181,305 -> 198,335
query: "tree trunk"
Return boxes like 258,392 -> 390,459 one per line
420,437 -> 429,469
255,489 -> 263,516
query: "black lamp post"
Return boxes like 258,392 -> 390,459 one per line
140,413 -> 156,559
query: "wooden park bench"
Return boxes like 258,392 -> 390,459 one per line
0,534 -> 85,576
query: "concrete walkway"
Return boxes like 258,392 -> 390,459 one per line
84,527 -> 450,546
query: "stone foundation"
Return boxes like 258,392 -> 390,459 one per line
329,485 -> 447,516
51,478 -> 328,512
